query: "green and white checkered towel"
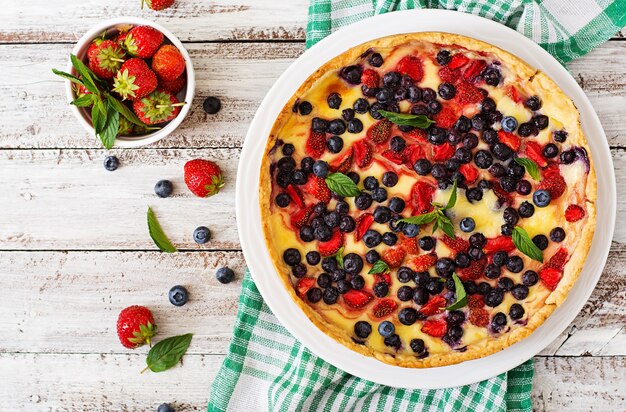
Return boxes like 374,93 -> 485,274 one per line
209,3 -> 625,411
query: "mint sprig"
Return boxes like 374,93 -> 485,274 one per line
143,333 -> 193,373
512,226 -> 543,262
399,179 -> 458,238
514,157 -> 541,181
332,246 -> 344,269
368,260 -> 390,275
445,273 -> 467,311
377,110 -> 435,129
325,172 -> 361,197
147,207 -> 177,253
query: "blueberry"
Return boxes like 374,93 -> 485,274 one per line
498,277 -> 514,291
506,256 -> 524,273
407,86 -> 422,103
447,130 -> 462,146
363,86 -> 379,99
363,176 -> 378,191
485,288 -> 504,307
362,229 -> 382,247
483,67 -> 501,86
419,236 -> 435,251
517,122 -> 537,137
411,104 -> 428,115
390,136 -> 406,153
499,177 -> 516,193
403,223 -> 419,238
446,325 -> 464,342
154,179 -> 174,198
321,257 -> 338,273
216,267 -> 235,284
328,119 -> 346,135
306,251 -> 321,266
428,127 -> 446,145
503,207 -> 519,225
345,172 -> 359,185
298,101 -> 313,115
508,163 -> 525,179
365,250 -> 380,264
327,93 -> 342,109
371,187 -> 387,203
522,270 -> 539,286
354,321 -> 372,338
468,245 -> 484,260
343,253 -> 363,274
168,285 -> 189,306
339,215 -> 356,233
532,235 -> 549,250
485,264 -> 501,279
481,98 -> 496,113
373,282 -> 389,298
383,71 -> 402,89
342,108 -> 355,121
491,312 -> 507,331
550,227 -> 566,242
326,135 -> 344,153
455,252 -> 470,268
203,96 -> 222,114
382,232 -> 398,246
336,280 -> 351,294
384,334 -> 401,349
471,114 -> 487,131
427,100 -> 442,114
516,180 -> 532,195
511,284 -> 529,300
413,159 -> 432,175
397,267 -> 414,283
311,117 -> 328,133
431,163 -> 447,179
340,65 -> 363,85
276,172 -> 291,188
474,150 -> 493,169
542,143 -> 559,159
372,206 -> 390,224
275,193 -> 290,208
469,232 -> 487,248
453,116 -> 471,133
413,287 -> 429,305
492,142 -> 513,161
351,275 -> 365,290
500,116 -> 518,132
435,258 -> 455,278
158,403 -> 175,412
382,171 -> 398,187
422,88 -> 436,102
313,203 -> 327,217
460,217 -> 476,233
300,157 -> 314,173
378,320 -> 395,337
553,130 -> 568,143
299,225 -> 314,242
376,88 -> 394,103
353,98 -> 369,114
501,223 -> 513,236
489,163 -> 506,178
509,303 -> 525,320
291,170 -> 306,185
533,189 -> 551,207
312,160 -> 329,178
317,273 -> 331,288
277,156 -> 296,172
307,287 -> 323,303
560,150 -> 576,164
292,263 -> 307,278
103,155 -> 119,171
447,310 -> 465,326
518,201 -> 535,218
281,143 -> 295,156
482,129 -> 498,145
388,197 -> 405,214
533,115 -> 549,130
323,287 -> 339,304
314,224 -> 332,242
347,118 -> 364,133
193,226 -> 211,244
493,251 -> 508,267
398,307 -> 418,325
466,188 -> 483,203
438,82 -> 456,100
369,53 -> 383,67
477,282 -> 492,295
436,50 -> 451,65
410,338 -> 426,354
524,96 -> 542,111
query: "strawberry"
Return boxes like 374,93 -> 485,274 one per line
457,257 -> 486,281
539,267 -> 562,290
118,116 -> 135,135
399,234 -> 420,255
353,139 -> 373,168
539,173 -> 566,200
459,163 -> 479,184
296,278 -> 316,297
467,295 -> 485,309
409,181 -> 435,215
367,119 -> 392,144
438,66 -> 461,83
469,308 -> 489,327
419,295 -> 446,316
484,236 -> 515,254
184,159 -> 224,197
87,39 -> 126,79
402,144 -> 426,167
115,26 -> 132,46
421,319 -> 447,337
507,86 -> 524,103
355,213 -> 374,241
112,58 -> 158,100
142,0 -> 175,11
432,143 -> 455,162
306,129 -> 326,158
546,248 -> 569,271
319,230 -> 344,256
498,130 -> 521,151
412,253 -> 437,271
132,89 -> 183,124
463,60 -> 486,81
159,73 -> 186,94
381,149 -> 404,165
290,206 -> 313,229
305,176 -> 331,203
404,128 -> 427,142
565,205 -> 585,222
396,56 -> 424,82
382,247 -> 406,268
434,106 -> 457,129
360,69 -> 380,88
285,184 -> 305,208
371,298 -> 397,319
116,305 -> 157,349
374,273 -> 392,285
491,181 -> 514,207
152,45 -> 185,81
330,148 -> 353,173
455,81 -> 483,105
342,289 -> 374,309
448,54 -> 469,70
440,235 -> 469,253
73,83 -> 92,100
123,25 -> 164,58
524,141 -> 547,167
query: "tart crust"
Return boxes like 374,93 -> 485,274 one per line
259,32 -> 596,367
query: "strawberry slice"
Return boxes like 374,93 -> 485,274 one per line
434,106 -> 457,129
399,234 -> 420,255
296,278 -> 315,297
319,230 -> 344,256
483,236 -> 515,254
468,308 -> 489,327
468,295 -> 485,309
374,273 -> 392,285
355,213 -> 374,241
438,66 -> 461,83
382,247 -> 406,268
412,253 -> 437,271
361,69 -> 380,88
539,267 -> 562,290
409,181 -> 436,215
507,86 -> 524,103
546,248 -> 569,271
498,130 -> 521,151
371,298 -> 397,319
381,149 -> 405,165
285,184 -> 304,208
402,144 -> 426,167
525,141 -> 547,167
290,206 -> 313,229
419,295 -> 446,316
330,148 -> 354,174
404,128 -> 427,142
492,181 -> 514,206
539,173 -> 566,200
421,319 -> 448,337
463,60 -> 486,81
432,143 -> 455,162
396,56 -> 424,82
448,54 -> 469,70
459,163 -> 479,184
455,81 -> 483,105
441,235 -> 469,253
457,257 -> 487,281
343,289 -> 374,309
367,119 -> 392,144
306,129 -> 326,158
305,176 -> 331,203
353,139 -> 373,168
565,205 -> 585,222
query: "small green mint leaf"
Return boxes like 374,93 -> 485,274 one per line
147,207 -> 177,253
438,214 -> 456,239
514,157 -> 541,181
70,54 -> 100,94
444,179 -> 458,210
144,333 -> 192,373
512,226 -> 543,262
52,68 -> 85,85
368,260 -> 390,275
324,172 -> 361,197
398,211 -> 438,226
71,94 -> 95,107
377,110 -> 435,129
446,273 -> 468,311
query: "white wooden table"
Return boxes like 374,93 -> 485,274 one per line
0,2 -> 624,410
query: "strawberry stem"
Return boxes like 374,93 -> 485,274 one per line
155,102 -> 186,109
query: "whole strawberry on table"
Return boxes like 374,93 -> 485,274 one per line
52,24 -> 187,149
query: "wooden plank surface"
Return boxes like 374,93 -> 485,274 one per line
2,41 -> 626,150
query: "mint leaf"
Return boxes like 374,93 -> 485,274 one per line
377,110 -> 435,128
91,101 -> 106,134
443,179 -> 458,210
437,212 -> 456,239
52,68 -> 85,86
512,226 -> 543,262
334,246 -> 344,269
368,260 -> 390,275
98,101 -> 119,150
70,54 -> 99,94
71,94 -> 95,107
446,274 -> 468,311
325,172 -> 360,197
514,157 -> 540,181
144,333 -> 192,373
398,211 -> 438,226
106,94 -> 155,129
147,207 -> 177,253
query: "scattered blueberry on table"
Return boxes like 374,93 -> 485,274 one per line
193,226 -> 212,244
216,267 -> 235,284
154,179 -> 174,198
203,96 -> 222,114
103,155 -> 119,171
168,285 -> 189,307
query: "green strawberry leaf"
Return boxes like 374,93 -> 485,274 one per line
443,179 -> 458,210
445,273 -> 468,311
52,69 -> 85,86
71,94 -> 95,107
368,260 -> 390,275
144,333 -> 192,373
398,211 -> 438,226
325,172 -> 361,197
147,207 -> 177,253
514,157 -> 541,181
512,226 -> 543,262
70,54 -> 100,94
377,110 -> 435,128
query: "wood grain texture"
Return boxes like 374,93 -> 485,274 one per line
0,353 -> 623,411
2,41 -> 626,149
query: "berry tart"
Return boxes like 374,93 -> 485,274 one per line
259,32 -> 596,367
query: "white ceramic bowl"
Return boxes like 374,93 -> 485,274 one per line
237,10 -> 615,389
65,16 -> 195,148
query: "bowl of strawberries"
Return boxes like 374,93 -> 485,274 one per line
53,17 -> 195,148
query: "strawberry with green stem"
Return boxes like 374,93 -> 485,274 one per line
152,44 -> 185,81
116,305 -> 157,349
133,90 -> 185,125
87,39 -> 126,79
142,0 -> 175,11
184,159 -> 224,198
123,25 -> 164,58
113,58 -> 158,101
